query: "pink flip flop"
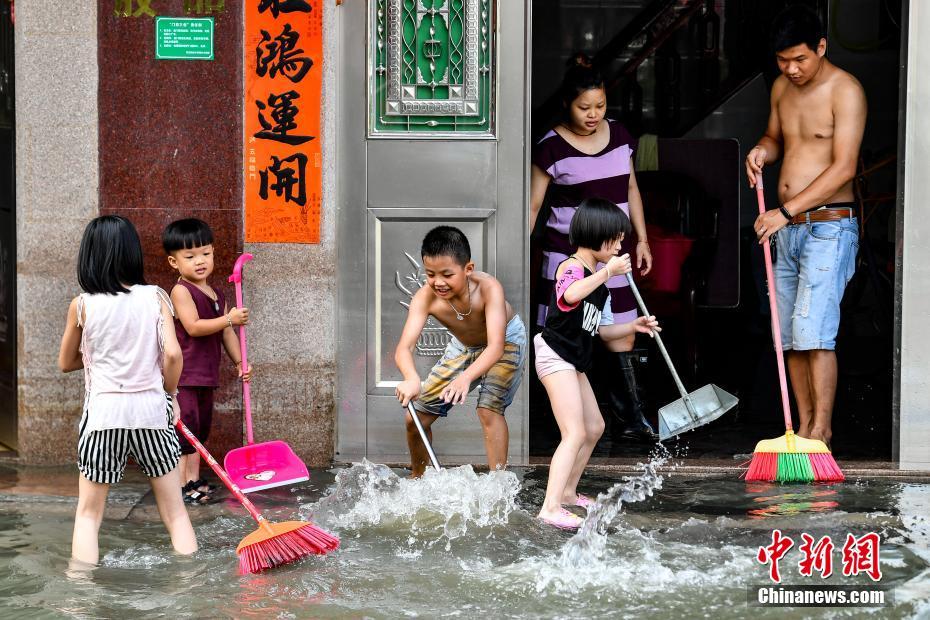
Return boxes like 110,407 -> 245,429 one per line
539,508 -> 584,531
574,493 -> 595,509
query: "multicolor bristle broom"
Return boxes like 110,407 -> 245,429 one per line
175,420 -> 340,573
744,173 -> 844,483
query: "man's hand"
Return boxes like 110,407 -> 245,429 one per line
395,378 -> 421,407
632,315 -> 661,337
441,375 -> 472,405
755,209 -> 789,244
606,253 -> 632,277
237,362 -> 253,382
745,146 -> 767,188
228,306 -> 249,326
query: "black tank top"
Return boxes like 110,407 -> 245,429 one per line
540,262 -> 610,373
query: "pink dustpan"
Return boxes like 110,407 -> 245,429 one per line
223,253 -> 309,493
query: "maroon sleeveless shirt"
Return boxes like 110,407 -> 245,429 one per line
175,279 -> 226,387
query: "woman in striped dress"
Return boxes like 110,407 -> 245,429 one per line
529,57 -> 657,441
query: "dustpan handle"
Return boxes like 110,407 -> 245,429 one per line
755,175 -> 794,432
176,419 -> 270,531
624,272 -> 698,419
230,253 -> 255,445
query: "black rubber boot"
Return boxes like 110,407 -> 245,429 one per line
610,351 -> 658,441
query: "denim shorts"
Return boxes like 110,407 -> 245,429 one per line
773,217 -> 858,351
414,315 -> 527,416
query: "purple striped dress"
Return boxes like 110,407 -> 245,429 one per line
532,119 -> 639,327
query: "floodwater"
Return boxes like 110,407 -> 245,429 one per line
1,458 -> 929,619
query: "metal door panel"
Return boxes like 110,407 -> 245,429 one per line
367,141 -> 497,207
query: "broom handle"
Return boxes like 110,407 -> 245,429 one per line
175,419 -> 274,534
624,272 -> 699,420
229,253 -> 255,445
755,174 -> 794,432
406,403 -> 442,470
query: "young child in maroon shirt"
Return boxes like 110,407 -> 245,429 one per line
162,218 -> 253,504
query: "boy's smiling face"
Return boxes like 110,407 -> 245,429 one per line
168,244 -> 215,284
422,254 -> 474,299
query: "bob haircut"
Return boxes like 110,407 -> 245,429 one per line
161,218 -> 215,253
559,53 -> 606,119
77,215 -> 147,295
569,197 -> 632,250
771,5 -> 824,54
421,225 -> 471,267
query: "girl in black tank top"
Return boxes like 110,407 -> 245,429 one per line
534,199 -> 660,530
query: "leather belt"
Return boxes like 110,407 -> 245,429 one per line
790,207 -> 855,225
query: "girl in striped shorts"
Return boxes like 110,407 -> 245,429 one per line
58,215 -> 197,566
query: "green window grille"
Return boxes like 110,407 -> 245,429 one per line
370,0 -> 495,137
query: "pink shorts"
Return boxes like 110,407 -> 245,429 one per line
533,333 -> 577,379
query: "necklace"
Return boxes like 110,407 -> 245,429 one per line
570,254 -> 596,274
447,279 -> 473,321
182,277 -> 220,312
560,122 -> 597,137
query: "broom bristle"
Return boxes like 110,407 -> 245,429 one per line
745,449 -> 845,483
744,432 -> 845,483
237,521 -> 340,574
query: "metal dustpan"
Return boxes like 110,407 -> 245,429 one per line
223,254 -> 310,493
626,273 -> 738,441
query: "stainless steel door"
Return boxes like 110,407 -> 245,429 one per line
337,0 -> 529,465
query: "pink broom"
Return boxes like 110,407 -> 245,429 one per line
175,420 -> 339,573
744,173 -> 844,483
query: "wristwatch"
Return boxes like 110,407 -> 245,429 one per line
778,205 -> 792,221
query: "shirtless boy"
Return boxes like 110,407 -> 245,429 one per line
394,226 -> 527,477
746,5 -> 866,448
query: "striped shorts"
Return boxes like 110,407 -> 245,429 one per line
77,395 -> 181,484
414,315 -> 527,417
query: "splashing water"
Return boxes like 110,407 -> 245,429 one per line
307,460 -> 521,549
559,454 -> 668,569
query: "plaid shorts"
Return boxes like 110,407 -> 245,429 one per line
77,395 -> 181,484
414,315 -> 527,416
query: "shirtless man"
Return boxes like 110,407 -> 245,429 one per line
746,5 -> 866,448
395,226 -> 527,476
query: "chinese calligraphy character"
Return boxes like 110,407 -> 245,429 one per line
258,0 -> 312,19
757,529 -> 794,583
185,0 -> 225,14
841,533 -> 882,581
256,24 -> 313,83
255,91 -> 314,145
798,533 -> 834,579
259,153 -> 308,207
114,0 -> 156,17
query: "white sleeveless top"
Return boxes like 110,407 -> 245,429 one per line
77,285 -> 172,431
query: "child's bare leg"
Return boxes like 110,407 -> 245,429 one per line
150,467 -> 197,555
538,370 -> 585,519
476,407 -> 508,471
405,408 -> 440,478
71,474 -> 110,565
561,373 -> 605,503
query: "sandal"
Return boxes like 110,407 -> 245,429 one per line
182,481 -> 211,505
574,493 -> 595,509
193,478 -> 218,494
538,508 -> 584,531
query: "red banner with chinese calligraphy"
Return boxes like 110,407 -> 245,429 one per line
244,0 -> 322,243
